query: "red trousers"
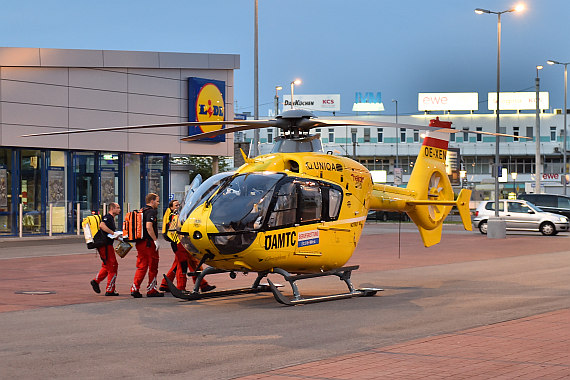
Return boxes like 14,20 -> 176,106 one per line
160,242 -> 210,291
94,244 -> 118,293
131,240 -> 159,294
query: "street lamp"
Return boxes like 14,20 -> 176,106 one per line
274,86 -> 282,142
475,4 -> 524,238
252,0 -> 259,157
535,65 -> 543,194
274,86 -> 282,116
547,59 -> 569,194
290,79 -> 302,109
392,99 -> 399,169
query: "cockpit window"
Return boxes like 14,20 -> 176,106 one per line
299,182 -> 322,223
267,181 -> 298,228
327,188 -> 342,219
209,173 -> 284,232
265,178 -> 342,229
178,172 -> 233,223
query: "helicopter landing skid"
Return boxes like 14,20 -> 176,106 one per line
268,266 -> 382,306
163,271 -> 273,301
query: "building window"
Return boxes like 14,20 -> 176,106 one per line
267,129 -> 273,143
377,128 -> 383,143
351,128 -> 357,143
526,126 -> 533,140
364,128 -> 370,143
450,131 -> 455,142
463,128 -> 469,142
476,127 -> 482,142
413,130 -> 419,143
551,126 -> 557,141
513,126 -> 519,142
328,128 -> 335,143
400,128 -> 406,143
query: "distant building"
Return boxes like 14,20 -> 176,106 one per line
239,111 -> 569,200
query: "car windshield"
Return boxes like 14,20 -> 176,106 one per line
525,202 -> 543,213
209,172 -> 284,232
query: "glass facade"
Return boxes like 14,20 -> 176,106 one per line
0,148 -> 169,236
0,148 -> 13,235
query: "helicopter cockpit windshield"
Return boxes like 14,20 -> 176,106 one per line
179,172 -> 234,224
209,172 -> 284,233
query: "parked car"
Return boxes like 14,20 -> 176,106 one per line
517,193 -> 570,218
367,210 -> 410,222
473,199 -> 569,236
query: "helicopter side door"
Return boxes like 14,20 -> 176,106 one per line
265,178 -> 342,247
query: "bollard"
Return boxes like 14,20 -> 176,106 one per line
76,203 -> 81,235
19,203 -> 23,238
49,204 -> 53,237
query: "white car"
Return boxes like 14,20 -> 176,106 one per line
473,199 -> 569,236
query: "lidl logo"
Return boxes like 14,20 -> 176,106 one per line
196,83 -> 224,132
188,77 -> 226,142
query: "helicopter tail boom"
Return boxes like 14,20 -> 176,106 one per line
368,117 -> 472,247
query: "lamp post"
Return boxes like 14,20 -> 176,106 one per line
274,86 -> 282,116
392,99 -> 399,169
547,60 -> 569,194
274,86 -> 282,142
475,4 -> 524,238
535,65 -> 543,194
252,0 -> 259,157
290,79 -> 302,109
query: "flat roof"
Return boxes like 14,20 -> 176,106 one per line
0,47 -> 239,70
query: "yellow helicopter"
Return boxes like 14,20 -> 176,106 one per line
23,109 -> 515,305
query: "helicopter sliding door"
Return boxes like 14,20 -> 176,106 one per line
263,177 -> 344,268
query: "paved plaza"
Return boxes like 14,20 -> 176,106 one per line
0,223 -> 569,379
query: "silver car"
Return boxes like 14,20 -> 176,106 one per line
473,199 -> 569,236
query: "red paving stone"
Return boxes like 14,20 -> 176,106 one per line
1,227 -> 569,379
237,309 -> 570,380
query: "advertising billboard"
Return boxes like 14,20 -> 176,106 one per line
352,92 -> 384,112
487,92 -> 549,111
418,93 -> 478,111
188,77 -> 226,142
283,94 -> 340,112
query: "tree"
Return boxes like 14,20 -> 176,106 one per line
182,156 -> 230,182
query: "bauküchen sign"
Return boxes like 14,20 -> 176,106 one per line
418,93 -> 478,111
283,94 -> 340,112
488,92 -> 549,111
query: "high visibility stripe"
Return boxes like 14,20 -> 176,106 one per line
422,136 -> 448,150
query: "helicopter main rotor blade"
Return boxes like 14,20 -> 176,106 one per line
180,122 -> 277,141
21,120 -> 276,138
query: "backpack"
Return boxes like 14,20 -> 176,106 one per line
82,214 -> 106,249
123,207 -> 150,242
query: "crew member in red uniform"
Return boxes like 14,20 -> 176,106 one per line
90,202 -> 121,296
131,193 -> 163,298
159,199 -> 215,293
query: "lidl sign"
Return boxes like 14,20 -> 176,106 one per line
188,77 -> 226,142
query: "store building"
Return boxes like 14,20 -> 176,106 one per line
0,47 -> 238,236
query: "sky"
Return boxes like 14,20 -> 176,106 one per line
1,0 -> 569,117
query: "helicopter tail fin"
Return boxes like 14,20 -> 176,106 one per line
404,118 -> 465,246
368,118 -> 472,247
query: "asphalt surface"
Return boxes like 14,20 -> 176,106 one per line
0,223 -> 569,379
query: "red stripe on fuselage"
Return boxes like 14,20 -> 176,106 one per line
422,137 -> 448,150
